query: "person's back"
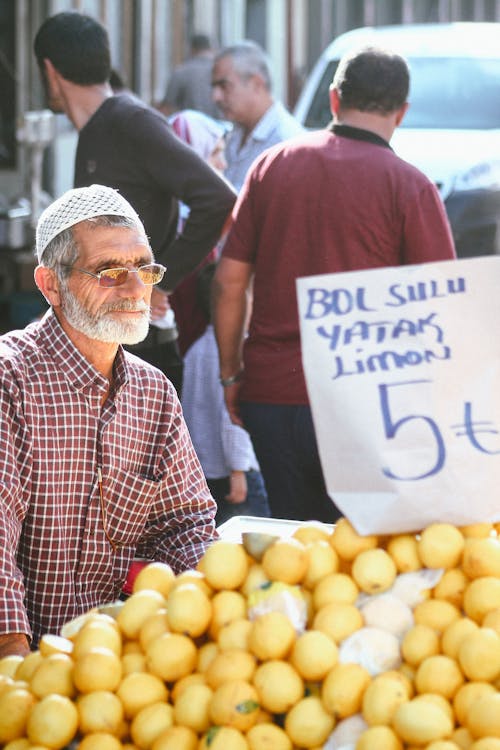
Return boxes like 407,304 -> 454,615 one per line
160,34 -> 219,119
212,46 -> 456,523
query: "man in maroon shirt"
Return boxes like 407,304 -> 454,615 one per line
212,46 -> 456,524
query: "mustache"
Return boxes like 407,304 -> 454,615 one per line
101,300 -> 150,314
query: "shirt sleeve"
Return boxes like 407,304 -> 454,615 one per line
134,391 -> 218,572
402,181 -> 457,265
220,407 -> 258,473
0,375 -> 32,639
127,108 -> 237,289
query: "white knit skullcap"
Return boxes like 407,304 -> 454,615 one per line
35,184 -> 145,262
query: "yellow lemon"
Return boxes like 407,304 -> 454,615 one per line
138,609 -> 169,651
116,671 -> 169,718
312,572 -> 359,610
401,624 -> 440,666
261,538 -> 309,585
240,564 -> 270,598
453,681 -> 496,726
130,702 -> 174,750
15,650 -> 43,682
248,611 -> 296,660
470,739 -> 500,750
77,689 -> 124,735
462,538 -> 500,579
27,693 -> 79,749
145,632 -> 197,683
73,646 -> 122,693
312,601 -> 363,643
116,589 -> 166,640
30,652 -> 75,698
321,662 -> 371,719
209,679 -> 260,732
451,726 -> 474,749
391,700 -> 453,745
198,726 -> 248,750
441,617 -> 479,660
73,619 -> 122,658
433,568 -> 469,609
467,693 -> 500,739
329,517 -> 378,561
77,733 -> 123,750
293,522 -> 332,544
414,655 -> 464,699
284,695 -> 335,748
411,693 -> 454,722
252,659 -> 304,714
387,534 -> 421,573
463,577 -> 500,623
199,541 -> 249,590
302,540 -> 339,589
165,583 -> 212,637
172,569 -> 213,597
356,725 -> 403,750
416,742 -> 458,750
460,523 -> 494,539
173,682 -> 213,733
132,561 -> 176,597
458,627 -> 500,681
170,672 -> 206,702
362,671 -> 411,726
417,523 -> 465,569
483,607 -> 500,635
0,687 -> 36,743
351,548 -> 397,594
289,629 -> 338,681
413,599 -> 461,633
151,725 -> 198,750
208,590 -> 247,639
197,641 -> 219,673
121,650 -> 147,675
205,648 -> 256,688
2,739 -> 31,750
0,656 -> 24,679
38,634 -> 74,657
217,617 -> 252,651
246,722 -> 293,750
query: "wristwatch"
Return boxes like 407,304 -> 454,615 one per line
219,370 -> 244,387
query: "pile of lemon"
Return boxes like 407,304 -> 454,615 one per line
2,518 -> 500,750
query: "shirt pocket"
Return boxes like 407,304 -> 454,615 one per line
100,468 -> 161,547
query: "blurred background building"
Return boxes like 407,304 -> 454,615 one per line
2,0 -> 500,328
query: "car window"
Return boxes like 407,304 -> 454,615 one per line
302,57 -> 500,130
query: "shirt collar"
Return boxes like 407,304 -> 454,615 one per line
38,309 -> 129,395
249,102 -> 281,142
328,121 -> 393,150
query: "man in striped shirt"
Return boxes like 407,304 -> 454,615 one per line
0,184 -> 217,657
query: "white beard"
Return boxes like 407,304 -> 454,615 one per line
61,287 -> 151,344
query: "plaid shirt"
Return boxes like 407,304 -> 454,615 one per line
0,310 -> 217,646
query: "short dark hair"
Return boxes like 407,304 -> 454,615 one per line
191,34 -> 212,53
34,11 -> 111,85
333,46 -> 409,114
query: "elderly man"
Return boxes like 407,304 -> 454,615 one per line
0,184 -> 218,657
213,46 -> 456,524
211,40 -> 304,191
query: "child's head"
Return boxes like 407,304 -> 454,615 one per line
196,262 -> 217,321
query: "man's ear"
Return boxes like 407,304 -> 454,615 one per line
395,101 -> 410,127
329,86 -> 341,118
34,265 -> 62,308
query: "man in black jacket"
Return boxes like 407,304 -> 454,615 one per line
34,11 -> 236,394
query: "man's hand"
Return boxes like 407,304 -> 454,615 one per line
226,470 -> 247,504
0,633 -> 30,658
223,381 -> 244,426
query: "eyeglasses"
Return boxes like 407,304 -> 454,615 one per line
60,262 -> 166,287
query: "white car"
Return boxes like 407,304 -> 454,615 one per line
293,23 -> 500,258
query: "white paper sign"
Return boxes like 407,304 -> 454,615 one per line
296,256 -> 500,534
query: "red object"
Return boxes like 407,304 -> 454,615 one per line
122,560 -> 149,596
